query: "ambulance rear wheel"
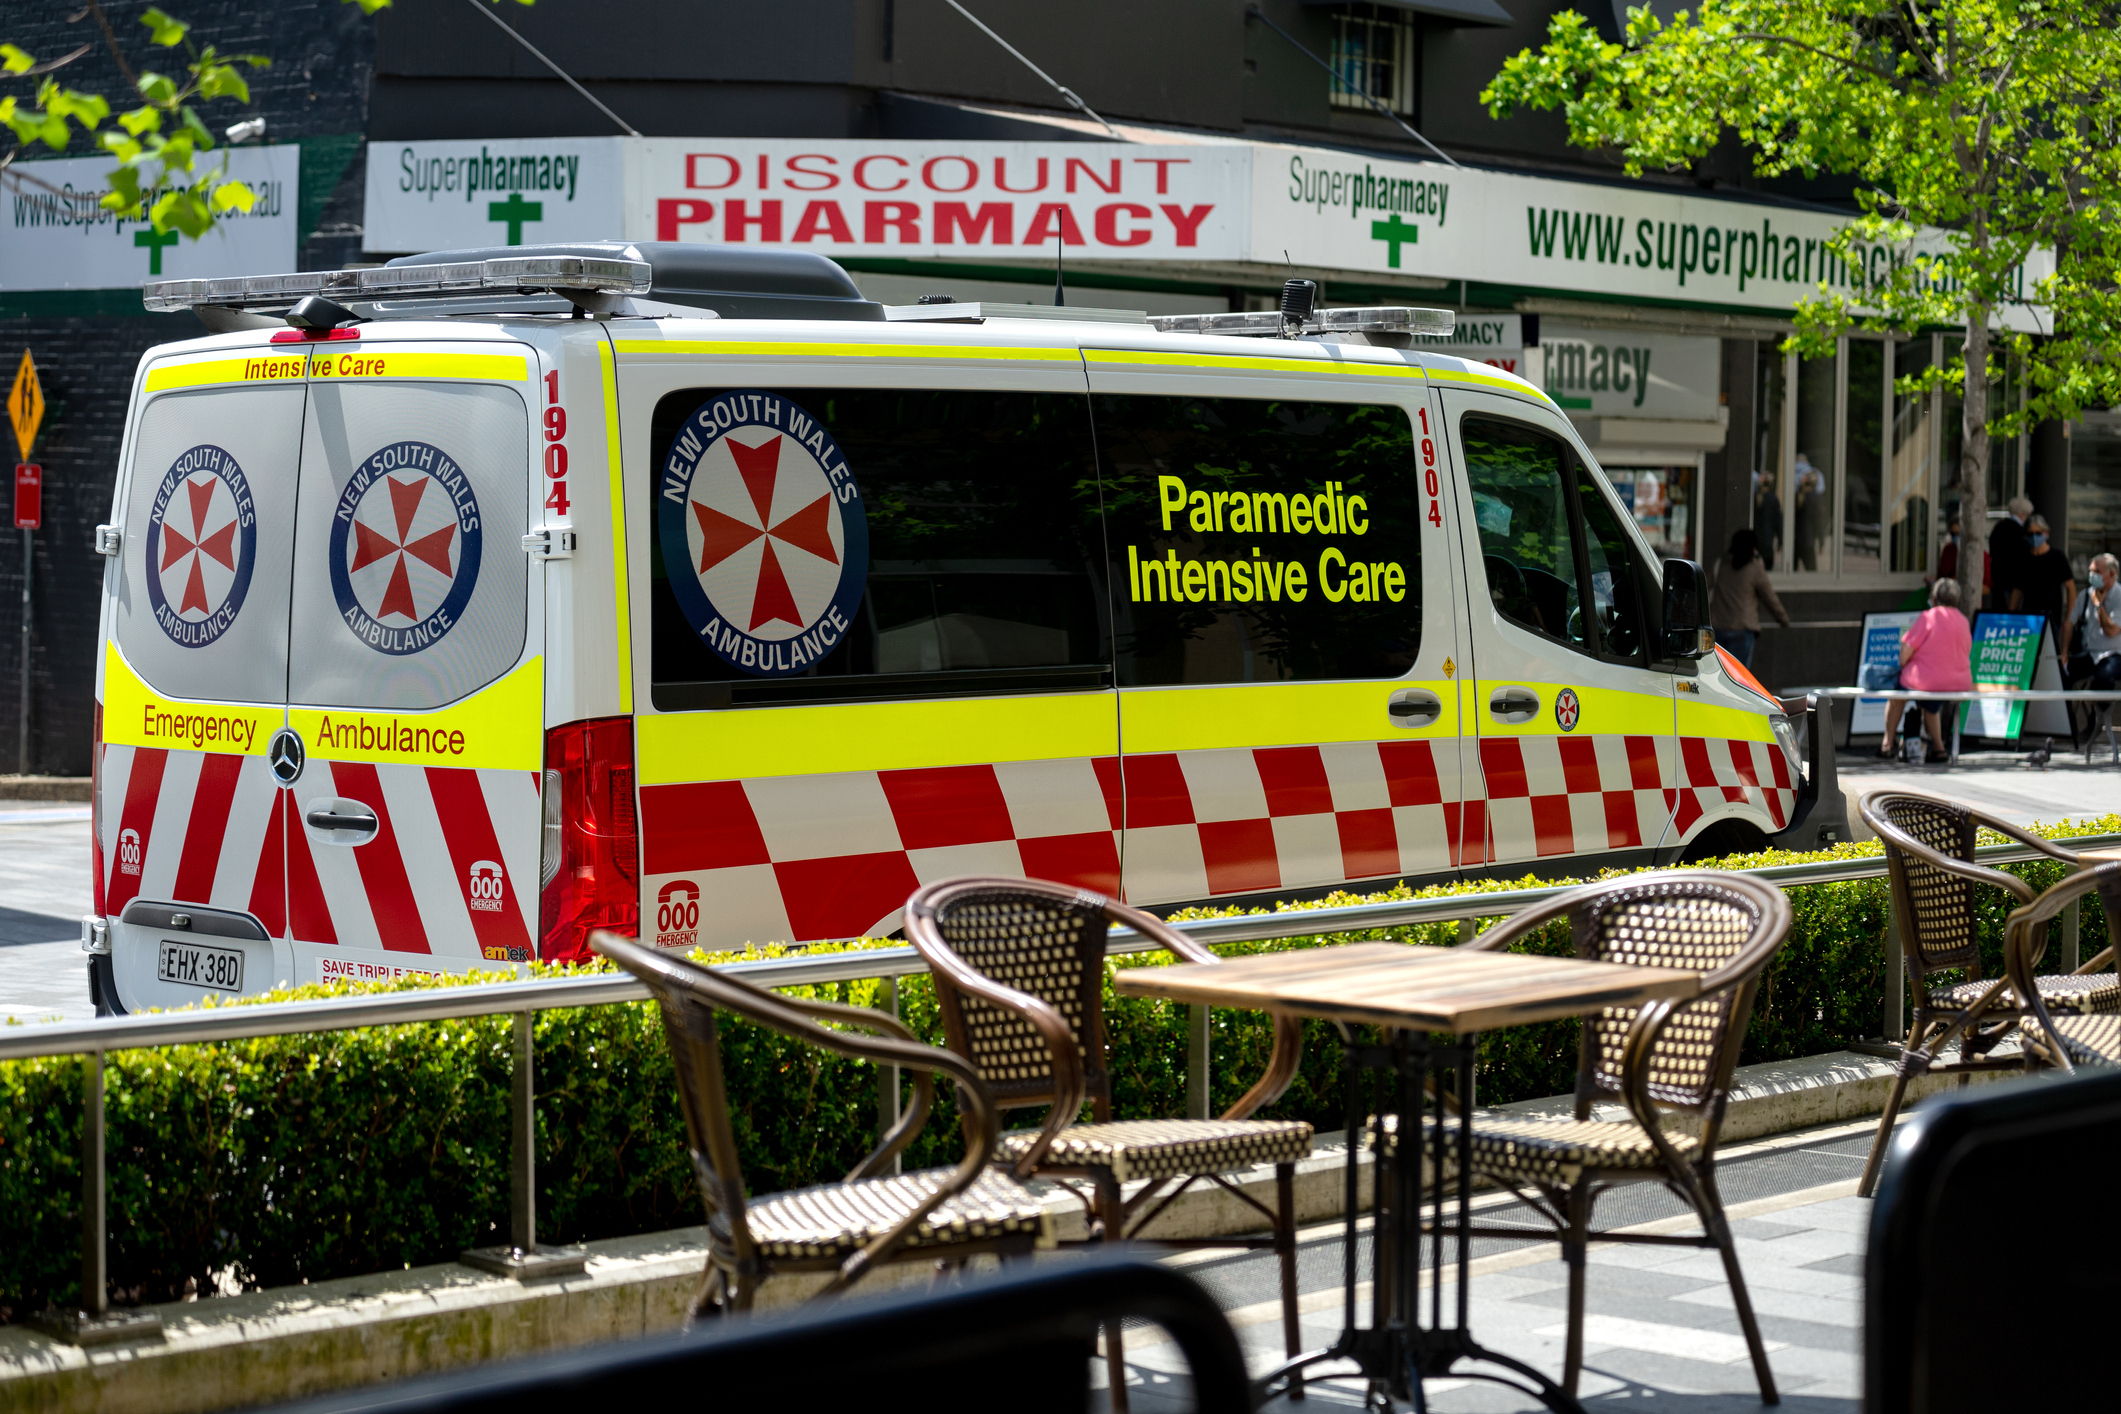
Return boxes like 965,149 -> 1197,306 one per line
1679,819 -> 1771,864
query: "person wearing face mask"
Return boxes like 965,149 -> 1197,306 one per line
2022,514 -> 2076,651
2066,552 -> 2121,693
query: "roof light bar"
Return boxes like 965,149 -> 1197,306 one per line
143,255 -> 653,313
1149,306 -> 1455,340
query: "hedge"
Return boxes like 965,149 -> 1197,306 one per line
3,817 -> 2114,1320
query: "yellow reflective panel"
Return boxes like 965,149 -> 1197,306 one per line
1424,364 -> 1561,413
1468,681 -> 1669,739
613,339 -> 1079,364
1678,696 -> 1778,744
101,642 -> 276,755
597,338 -> 633,714
143,348 -> 529,392
144,354 -> 308,392
289,655 -> 544,772
1084,348 -> 1425,380
638,693 -> 1118,784
1118,679 -> 1458,754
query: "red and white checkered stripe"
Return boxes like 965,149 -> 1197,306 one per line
1674,734 -> 1796,837
1475,734 -> 1676,862
98,742 -> 539,963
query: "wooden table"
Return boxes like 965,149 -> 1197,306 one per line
1116,941 -> 1700,1413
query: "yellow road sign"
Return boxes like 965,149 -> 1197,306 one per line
9,350 -> 44,461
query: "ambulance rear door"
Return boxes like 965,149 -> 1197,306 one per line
282,340 -> 542,981
100,345 -> 306,1011
1084,347 -> 1470,909
1434,376 -> 1680,873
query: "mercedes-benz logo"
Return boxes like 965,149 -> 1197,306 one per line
267,728 -> 306,787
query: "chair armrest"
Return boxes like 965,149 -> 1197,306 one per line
1970,810 -> 2083,866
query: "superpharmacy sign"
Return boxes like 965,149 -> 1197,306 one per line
1,144 -> 298,292
361,137 -> 2049,325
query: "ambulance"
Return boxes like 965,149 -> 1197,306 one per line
83,242 -> 1843,1014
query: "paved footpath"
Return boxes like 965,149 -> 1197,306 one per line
1112,1116 -> 1883,1411
0,804 -> 94,1025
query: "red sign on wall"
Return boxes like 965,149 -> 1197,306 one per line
14,463 -> 40,530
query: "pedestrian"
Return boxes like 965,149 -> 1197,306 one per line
1987,495 -> 2034,611
1791,455 -> 1825,571
2064,552 -> 2121,746
2021,513 -> 2075,649
1879,577 -> 1972,764
1752,471 -> 1783,570
1931,516 -> 1960,583
1709,529 -> 1789,668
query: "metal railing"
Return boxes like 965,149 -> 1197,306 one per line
11,831 -> 2113,1327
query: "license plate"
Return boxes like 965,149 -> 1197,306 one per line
157,939 -> 244,992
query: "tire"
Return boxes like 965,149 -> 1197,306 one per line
1678,818 -> 1772,864
89,953 -> 126,1017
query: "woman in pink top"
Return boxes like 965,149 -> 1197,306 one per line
1881,578 -> 1974,762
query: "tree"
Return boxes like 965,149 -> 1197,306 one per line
1483,0 -> 2121,613
1,0 -> 522,242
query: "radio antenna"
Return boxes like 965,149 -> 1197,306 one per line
943,0 -> 1122,140
1054,230 -> 1066,307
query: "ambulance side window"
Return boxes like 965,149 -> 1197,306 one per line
648,387 -> 1110,710
1094,395 -> 1421,686
1461,416 -> 1591,653
1575,466 -> 1659,665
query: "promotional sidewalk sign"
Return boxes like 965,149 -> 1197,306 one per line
1962,613 -> 2049,740
1850,611 -> 1920,740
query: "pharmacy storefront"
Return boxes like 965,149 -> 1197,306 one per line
365,136 -> 2048,580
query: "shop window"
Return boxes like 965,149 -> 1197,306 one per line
1752,342 -> 1789,571
2067,412 -> 2121,570
1842,338 -> 1885,574
1612,463 -> 1695,561
1328,4 -> 1418,115
1095,395 -> 1422,686
1888,337 -> 1934,574
1792,351 -> 1837,573
648,388 -> 1110,710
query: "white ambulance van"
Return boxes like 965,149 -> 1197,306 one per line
83,243 -> 1844,1013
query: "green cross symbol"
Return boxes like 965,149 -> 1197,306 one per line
134,227 -> 180,275
1370,213 -> 1418,270
488,192 -> 543,246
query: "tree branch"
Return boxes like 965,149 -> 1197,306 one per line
79,0 -> 139,95
1723,32 -> 1898,83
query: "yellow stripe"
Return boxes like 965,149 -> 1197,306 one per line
639,693 -> 1117,784
614,339 -> 1079,364
597,338 -> 633,714
1085,348 -> 1424,379
290,657 -> 544,772
1678,697 -> 1776,743
1119,680 -> 1455,753
101,643 -> 277,754
1425,364 -> 1560,412
144,356 -> 309,392
143,349 -> 529,392
1468,681 -> 1670,739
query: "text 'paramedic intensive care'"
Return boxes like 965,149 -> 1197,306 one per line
1127,473 -> 1406,605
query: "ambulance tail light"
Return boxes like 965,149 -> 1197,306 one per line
91,703 -> 106,919
538,717 -> 639,965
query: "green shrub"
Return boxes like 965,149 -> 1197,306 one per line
2,816 -> 2112,1319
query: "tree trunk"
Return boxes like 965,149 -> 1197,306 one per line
1958,310 -> 1990,623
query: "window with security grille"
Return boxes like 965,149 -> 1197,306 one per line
1328,4 -> 1418,116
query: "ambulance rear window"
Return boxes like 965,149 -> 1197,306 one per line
649,387 -> 1109,710
1094,396 -> 1422,685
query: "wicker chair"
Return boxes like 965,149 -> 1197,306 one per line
1854,792 -> 2120,1196
593,932 -> 1050,1317
903,877 -> 1313,1408
2006,861 -> 2121,1073
1374,870 -> 1792,1404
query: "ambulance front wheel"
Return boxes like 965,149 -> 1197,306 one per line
1679,819 -> 1771,864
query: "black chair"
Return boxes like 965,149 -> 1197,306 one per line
1867,1066 -> 2121,1413
260,1254 -> 1250,1413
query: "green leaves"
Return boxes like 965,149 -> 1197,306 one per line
0,42 -> 34,74
139,8 -> 190,47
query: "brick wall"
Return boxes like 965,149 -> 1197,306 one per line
0,0 -> 375,773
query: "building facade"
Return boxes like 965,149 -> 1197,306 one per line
0,0 -> 2077,771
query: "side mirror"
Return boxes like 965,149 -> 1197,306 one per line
1662,558 -> 1714,659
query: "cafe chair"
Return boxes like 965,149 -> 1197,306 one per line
1855,791 -> 2119,1196
904,877 -> 1313,1410
2005,861 -> 2121,1073
1376,870 -> 1792,1404
593,932 -> 1050,1318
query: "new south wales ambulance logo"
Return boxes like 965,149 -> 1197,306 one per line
657,390 -> 868,677
144,444 -> 257,648
328,441 -> 484,656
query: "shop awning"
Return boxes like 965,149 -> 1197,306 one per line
1300,0 -> 1514,26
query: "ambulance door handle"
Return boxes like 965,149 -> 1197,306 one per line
1489,687 -> 1540,725
1386,689 -> 1441,728
304,797 -> 378,844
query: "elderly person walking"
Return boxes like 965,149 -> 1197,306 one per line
1709,529 -> 1789,668
1880,577 -> 1972,763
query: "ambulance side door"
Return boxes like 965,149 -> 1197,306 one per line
1438,382 -> 1679,872
100,353 -> 304,1010
282,343 -> 542,979
1086,352 -> 1467,909
624,346 -> 1120,947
